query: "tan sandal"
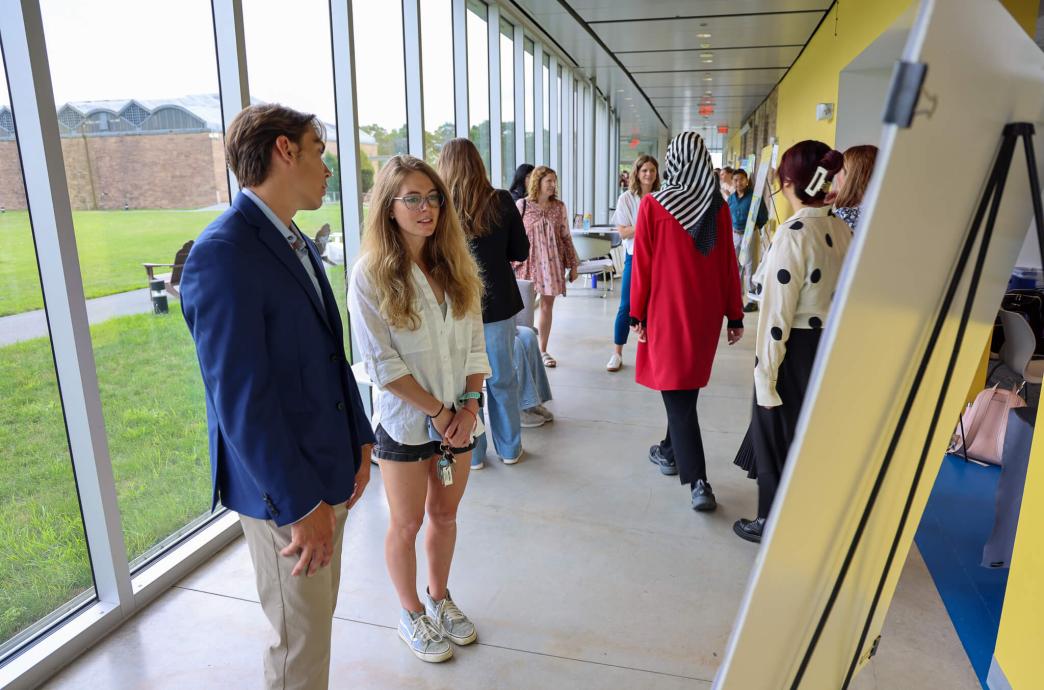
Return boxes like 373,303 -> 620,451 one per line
541,352 -> 557,368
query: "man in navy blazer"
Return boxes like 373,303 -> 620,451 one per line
180,104 -> 374,689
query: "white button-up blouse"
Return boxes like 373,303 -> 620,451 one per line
348,256 -> 491,446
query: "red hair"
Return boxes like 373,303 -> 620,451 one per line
777,140 -> 844,205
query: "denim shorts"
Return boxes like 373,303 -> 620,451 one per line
372,424 -> 476,462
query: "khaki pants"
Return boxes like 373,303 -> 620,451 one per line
240,503 -> 349,690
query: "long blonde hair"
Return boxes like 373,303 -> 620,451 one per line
437,137 -> 499,239
526,166 -> 558,202
361,155 -> 483,330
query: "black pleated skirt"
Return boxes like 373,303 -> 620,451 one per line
733,328 -> 822,481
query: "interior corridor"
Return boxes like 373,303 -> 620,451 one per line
44,290 -> 979,689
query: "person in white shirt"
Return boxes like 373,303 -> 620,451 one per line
606,154 -> 659,372
733,140 -> 852,544
348,155 -> 490,663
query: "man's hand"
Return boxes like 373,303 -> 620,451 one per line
280,502 -> 335,577
727,327 -> 744,345
347,445 -> 372,510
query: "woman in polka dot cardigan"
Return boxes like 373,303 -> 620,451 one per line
733,140 -> 853,544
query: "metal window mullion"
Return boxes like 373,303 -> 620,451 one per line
0,0 -> 132,609
594,96 -> 608,223
452,0 -> 468,139
548,55 -> 558,171
561,69 -> 573,215
533,42 -> 544,166
584,82 -> 595,218
329,0 -> 364,268
487,3 -> 501,186
212,0 -> 249,198
513,23 -> 524,166
402,0 -> 424,158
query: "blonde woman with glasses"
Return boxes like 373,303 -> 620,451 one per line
348,155 -> 490,663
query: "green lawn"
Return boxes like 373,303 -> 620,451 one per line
0,311 -> 213,643
0,260 -> 354,646
0,204 -> 345,317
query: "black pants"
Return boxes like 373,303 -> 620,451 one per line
751,329 -> 821,518
661,389 -> 707,485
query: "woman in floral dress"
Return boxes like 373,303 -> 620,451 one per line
513,166 -> 579,367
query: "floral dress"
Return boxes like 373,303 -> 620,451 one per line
512,199 -> 580,296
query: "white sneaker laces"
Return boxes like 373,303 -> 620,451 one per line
438,598 -> 467,624
414,614 -> 444,643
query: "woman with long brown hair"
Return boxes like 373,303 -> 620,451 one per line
348,155 -> 489,663
513,166 -> 579,367
437,138 -> 532,469
606,154 -> 659,372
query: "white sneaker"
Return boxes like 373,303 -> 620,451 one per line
530,404 -> 554,422
398,609 -> 453,662
501,448 -> 524,465
424,589 -> 477,646
606,353 -> 622,371
520,409 -> 546,428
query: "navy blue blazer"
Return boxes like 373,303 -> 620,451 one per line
180,191 -> 375,526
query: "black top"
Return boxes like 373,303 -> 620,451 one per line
471,189 -> 530,323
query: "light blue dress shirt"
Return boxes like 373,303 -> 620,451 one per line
242,188 -> 325,309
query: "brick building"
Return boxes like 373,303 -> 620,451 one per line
0,95 -> 363,211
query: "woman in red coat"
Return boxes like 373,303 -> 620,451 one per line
630,132 -> 745,512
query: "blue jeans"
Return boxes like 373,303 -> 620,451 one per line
514,326 -> 553,409
613,252 -> 633,346
473,318 -> 522,463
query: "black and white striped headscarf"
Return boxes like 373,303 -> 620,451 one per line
652,132 -> 721,255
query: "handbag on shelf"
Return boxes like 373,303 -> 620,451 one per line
947,384 -> 1025,466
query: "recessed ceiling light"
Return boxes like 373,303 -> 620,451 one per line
703,76 -> 714,82
701,58 -> 714,64
705,90 -> 713,95
700,53 -> 714,59
697,32 -> 712,39
700,43 -> 712,49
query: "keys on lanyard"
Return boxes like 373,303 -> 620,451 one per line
436,444 -> 455,487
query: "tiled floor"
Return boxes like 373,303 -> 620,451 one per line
44,289 -> 979,689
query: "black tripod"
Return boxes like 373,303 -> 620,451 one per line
789,123 -> 1044,690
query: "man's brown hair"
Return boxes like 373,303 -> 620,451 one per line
224,104 -> 326,187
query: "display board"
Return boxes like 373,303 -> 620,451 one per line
715,0 -> 1044,688
739,141 -> 778,271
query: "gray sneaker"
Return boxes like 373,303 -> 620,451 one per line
424,588 -> 477,646
398,609 -> 453,662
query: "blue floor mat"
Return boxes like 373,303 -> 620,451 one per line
914,454 -> 1009,688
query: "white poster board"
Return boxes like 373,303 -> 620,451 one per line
739,142 -> 778,269
716,1 -> 1044,687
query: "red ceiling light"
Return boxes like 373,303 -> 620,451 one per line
629,137 -> 639,149
717,125 -> 729,134
698,104 -> 714,116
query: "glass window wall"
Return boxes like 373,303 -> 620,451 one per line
420,0 -> 455,164
541,52 -> 550,165
466,1 -> 490,175
523,38 -> 534,164
499,18 -> 514,186
0,44 -> 95,658
39,0 -> 217,573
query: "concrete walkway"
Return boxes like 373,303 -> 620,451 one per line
44,291 -> 978,689
0,288 -> 154,347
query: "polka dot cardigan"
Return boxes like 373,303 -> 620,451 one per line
751,205 -> 852,407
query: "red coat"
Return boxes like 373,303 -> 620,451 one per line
630,196 -> 743,390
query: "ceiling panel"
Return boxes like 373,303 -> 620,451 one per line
619,45 -> 802,72
636,69 -> 786,89
567,1 -> 830,23
591,13 -> 824,52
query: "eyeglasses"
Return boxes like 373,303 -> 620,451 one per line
393,192 -> 444,211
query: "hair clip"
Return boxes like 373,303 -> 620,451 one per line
805,166 -> 831,196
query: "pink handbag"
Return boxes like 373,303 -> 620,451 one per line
948,384 -> 1026,466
